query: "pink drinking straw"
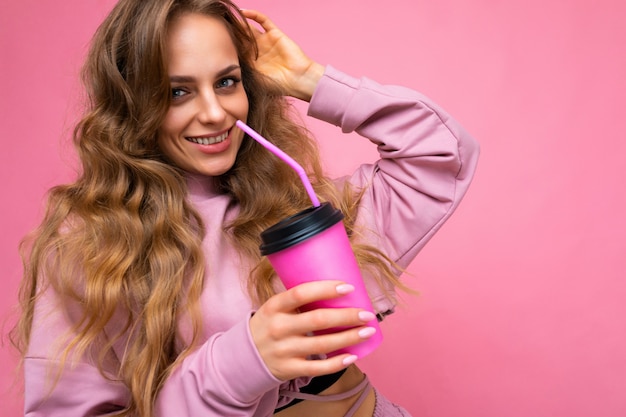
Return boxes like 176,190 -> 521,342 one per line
236,120 -> 321,207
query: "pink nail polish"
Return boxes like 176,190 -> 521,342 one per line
358,327 -> 377,339
342,355 -> 358,366
336,284 -> 355,295
358,311 -> 377,322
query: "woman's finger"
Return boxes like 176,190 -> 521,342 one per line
241,9 -> 279,33
265,280 -> 354,314
297,354 -> 360,378
289,324 -> 378,357
296,307 -> 377,333
264,307 -> 376,343
261,328 -> 368,380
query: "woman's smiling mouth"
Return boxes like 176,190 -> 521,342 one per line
185,131 -> 229,145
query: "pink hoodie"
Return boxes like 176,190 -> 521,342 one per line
24,66 -> 479,416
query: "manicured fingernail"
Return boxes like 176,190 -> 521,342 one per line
336,284 -> 355,295
342,355 -> 358,366
358,327 -> 377,339
358,311 -> 377,322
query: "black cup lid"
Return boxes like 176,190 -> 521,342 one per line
259,202 -> 344,255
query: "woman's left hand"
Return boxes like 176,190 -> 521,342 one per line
241,9 -> 324,102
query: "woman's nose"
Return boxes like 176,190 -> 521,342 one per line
196,91 -> 226,124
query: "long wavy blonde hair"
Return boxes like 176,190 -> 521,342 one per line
12,0 -> 407,415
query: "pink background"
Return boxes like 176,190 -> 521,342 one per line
2,1 -> 625,416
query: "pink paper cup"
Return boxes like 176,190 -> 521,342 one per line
260,202 -> 382,358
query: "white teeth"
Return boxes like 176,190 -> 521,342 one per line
187,132 -> 228,145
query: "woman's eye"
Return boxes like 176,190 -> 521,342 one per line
216,77 -> 239,89
171,88 -> 188,99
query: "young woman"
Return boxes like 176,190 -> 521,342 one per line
13,0 -> 479,416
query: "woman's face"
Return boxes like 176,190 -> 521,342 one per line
158,13 -> 249,176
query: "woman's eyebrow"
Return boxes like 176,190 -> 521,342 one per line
169,75 -> 194,83
169,65 -> 241,83
216,64 -> 241,77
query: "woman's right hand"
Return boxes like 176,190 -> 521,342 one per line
241,9 -> 324,102
249,280 -> 378,381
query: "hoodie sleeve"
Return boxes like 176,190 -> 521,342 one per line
307,66 -> 480,313
24,287 -> 282,417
